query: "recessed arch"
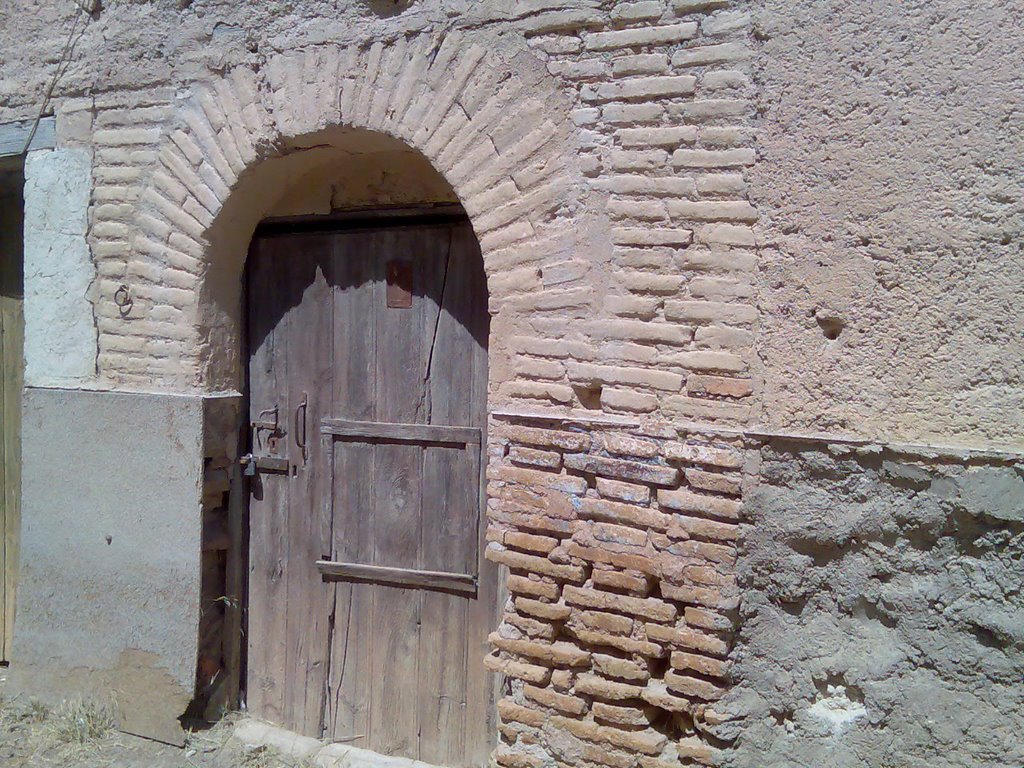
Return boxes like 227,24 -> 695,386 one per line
124,34 -> 596,393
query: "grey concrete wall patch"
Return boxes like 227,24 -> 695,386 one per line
9,387 -> 204,745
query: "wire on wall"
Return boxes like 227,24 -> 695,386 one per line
20,1 -> 95,156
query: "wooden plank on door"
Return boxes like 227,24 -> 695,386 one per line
418,225 -> 471,765
320,419 -> 480,446
369,227 -> 425,758
316,561 -> 476,594
282,240 -> 334,736
456,222 -> 501,766
326,235 -> 376,744
245,240 -> 292,725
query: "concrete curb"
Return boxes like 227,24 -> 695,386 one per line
232,718 -> 448,768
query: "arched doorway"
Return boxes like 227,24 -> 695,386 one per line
241,132 -> 496,767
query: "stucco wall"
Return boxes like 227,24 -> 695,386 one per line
11,387 -> 203,745
729,442 -> 1024,768
751,0 -> 1024,448
726,5 -> 1024,762
22,147 -> 97,387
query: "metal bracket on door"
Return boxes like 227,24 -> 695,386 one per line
245,404 -> 289,475
252,405 -> 279,433
252,405 -> 280,452
240,454 -> 291,476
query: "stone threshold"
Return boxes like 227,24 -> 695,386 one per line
233,718 -> 450,768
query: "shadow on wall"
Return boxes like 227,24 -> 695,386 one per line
728,442 -> 1024,768
200,126 -> 465,392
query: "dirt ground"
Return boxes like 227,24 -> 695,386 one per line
0,682 -> 308,768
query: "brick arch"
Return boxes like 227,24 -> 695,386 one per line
126,33 -> 593,391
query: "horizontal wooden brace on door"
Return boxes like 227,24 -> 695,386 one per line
320,418 -> 481,446
316,561 -> 477,596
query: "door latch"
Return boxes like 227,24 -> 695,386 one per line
240,454 -> 291,476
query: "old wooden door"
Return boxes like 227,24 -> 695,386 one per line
246,215 -> 497,767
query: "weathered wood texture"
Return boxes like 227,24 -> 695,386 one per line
0,189 -> 23,661
321,419 -> 481,446
0,118 -> 55,157
316,561 -> 477,596
247,220 -> 494,767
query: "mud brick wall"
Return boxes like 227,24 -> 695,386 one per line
485,415 -> 749,768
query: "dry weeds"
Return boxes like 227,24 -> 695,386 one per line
0,694 -> 312,768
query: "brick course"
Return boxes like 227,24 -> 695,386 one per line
486,414 -> 745,767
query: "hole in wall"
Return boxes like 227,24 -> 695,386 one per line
814,312 -> 845,340
772,708 -> 793,726
364,0 -> 415,17
574,383 -> 603,410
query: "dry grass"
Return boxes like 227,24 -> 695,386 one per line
0,694 -> 321,768
234,744 -> 319,768
18,696 -> 118,763
38,697 -> 117,746
0,695 -> 48,728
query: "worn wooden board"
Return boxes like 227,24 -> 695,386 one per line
320,419 -> 480,446
281,239 -> 333,736
460,223 -> 501,767
369,227 -> 425,758
0,190 -> 23,662
0,118 -> 55,157
245,239 -> 292,725
316,561 -> 476,594
324,236 -> 375,743
418,225 -> 470,765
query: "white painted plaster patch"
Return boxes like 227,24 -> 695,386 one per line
23,147 -> 96,387
806,684 -> 868,733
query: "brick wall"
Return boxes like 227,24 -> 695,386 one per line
39,1 -> 759,413
512,3 -> 758,423
485,413 -> 748,768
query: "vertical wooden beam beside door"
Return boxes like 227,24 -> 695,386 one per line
0,189 -> 23,662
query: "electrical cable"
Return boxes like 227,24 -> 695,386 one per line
20,1 -> 91,156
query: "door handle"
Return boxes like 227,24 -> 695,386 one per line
294,393 -> 308,465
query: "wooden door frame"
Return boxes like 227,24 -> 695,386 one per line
0,160 -> 24,663
238,203 -> 494,726
0,117 -> 55,663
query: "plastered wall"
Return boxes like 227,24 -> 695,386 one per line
750,0 -> 1024,448
725,3 -> 1024,764
11,388 -> 203,745
730,442 -> 1024,768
